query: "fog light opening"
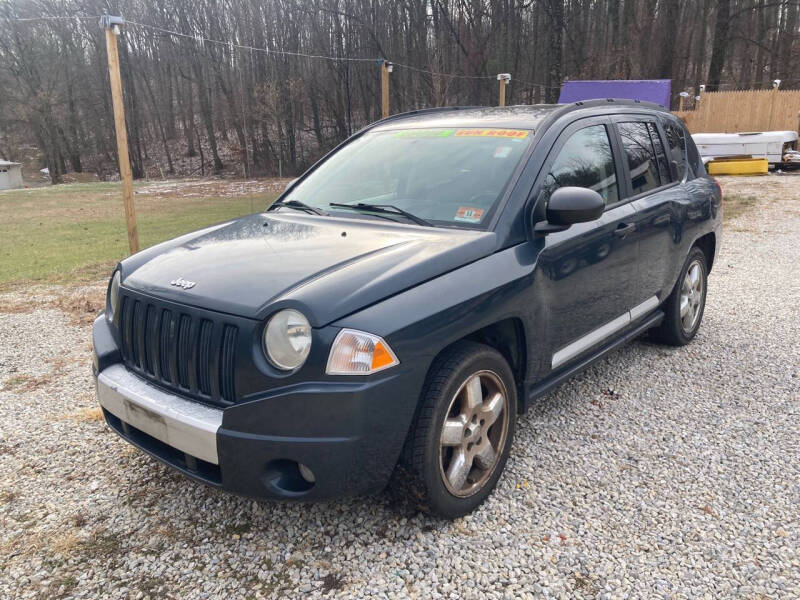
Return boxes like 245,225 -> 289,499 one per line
262,459 -> 315,495
298,463 -> 315,483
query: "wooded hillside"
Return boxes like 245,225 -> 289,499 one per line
1,0 -> 798,182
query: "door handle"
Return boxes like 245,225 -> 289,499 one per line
614,223 -> 636,238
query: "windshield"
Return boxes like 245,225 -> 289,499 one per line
282,128 -> 533,227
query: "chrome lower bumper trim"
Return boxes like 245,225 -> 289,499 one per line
97,364 -> 222,464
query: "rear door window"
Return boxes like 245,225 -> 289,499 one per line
647,123 -> 672,184
542,124 -> 619,205
617,121 -> 664,195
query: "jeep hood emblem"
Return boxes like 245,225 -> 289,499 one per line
170,277 -> 196,290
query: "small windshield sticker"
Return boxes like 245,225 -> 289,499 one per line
455,129 -> 529,139
393,129 -> 454,138
494,146 -> 512,158
455,207 -> 485,223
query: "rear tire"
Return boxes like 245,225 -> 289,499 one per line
652,246 -> 708,346
392,341 -> 516,518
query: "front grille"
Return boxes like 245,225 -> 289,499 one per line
117,294 -> 238,406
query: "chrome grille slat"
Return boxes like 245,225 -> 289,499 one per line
116,292 -> 237,406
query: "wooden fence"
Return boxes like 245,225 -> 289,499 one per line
673,89 -> 800,133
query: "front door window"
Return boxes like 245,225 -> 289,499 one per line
542,125 -> 619,205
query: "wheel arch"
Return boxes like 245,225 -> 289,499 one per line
693,231 -> 716,273
431,317 -> 528,414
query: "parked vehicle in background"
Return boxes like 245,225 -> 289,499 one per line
93,100 -> 721,518
693,130 -> 800,169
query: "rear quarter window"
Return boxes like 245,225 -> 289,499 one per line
685,133 -> 706,177
663,120 -> 690,181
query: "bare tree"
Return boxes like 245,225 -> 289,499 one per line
0,0 -> 797,181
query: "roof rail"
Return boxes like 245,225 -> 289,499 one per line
356,99 -> 668,139
368,105 -> 483,128
567,97 -> 668,111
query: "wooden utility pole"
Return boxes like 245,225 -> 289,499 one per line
102,15 -> 139,254
497,73 -> 510,107
380,60 -> 392,118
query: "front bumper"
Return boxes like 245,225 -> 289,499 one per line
98,364 -> 222,464
93,317 -> 424,500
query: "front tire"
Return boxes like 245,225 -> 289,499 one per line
652,246 -> 708,346
393,342 -> 516,518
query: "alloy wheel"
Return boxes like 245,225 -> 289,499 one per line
438,370 -> 510,497
680,259 -> 704,333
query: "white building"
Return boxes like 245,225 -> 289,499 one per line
0,160 -> 23,190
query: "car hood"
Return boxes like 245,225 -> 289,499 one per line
122,212 -> 497,325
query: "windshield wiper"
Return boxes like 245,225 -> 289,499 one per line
328,203 -> 432,227
269,199 -> 327,215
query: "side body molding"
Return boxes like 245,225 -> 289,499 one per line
551,295 -> 659,369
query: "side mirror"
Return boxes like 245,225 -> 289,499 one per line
534,187 -> 604,234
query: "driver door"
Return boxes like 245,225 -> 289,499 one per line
530,117 -> 641,375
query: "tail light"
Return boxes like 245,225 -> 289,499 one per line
712,177 -> 723,202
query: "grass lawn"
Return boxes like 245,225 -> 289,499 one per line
0,177 -> 761,288
0,180 -> 281,287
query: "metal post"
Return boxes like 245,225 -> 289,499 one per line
101,15 -> 139,254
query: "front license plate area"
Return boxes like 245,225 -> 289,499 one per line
122,398 -> 169,444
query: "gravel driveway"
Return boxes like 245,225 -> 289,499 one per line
1,175 -> 798,599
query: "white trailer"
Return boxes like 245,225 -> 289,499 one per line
692,131 -> 799,167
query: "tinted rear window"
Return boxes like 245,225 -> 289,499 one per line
686,134 -> 705,177
618,121 -> 663,195
664,121 -> 689,181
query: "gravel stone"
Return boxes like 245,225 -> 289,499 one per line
1,175 -> 798,599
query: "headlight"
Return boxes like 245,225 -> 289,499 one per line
326,329 -> 399,375
263,309 -> 312,370
107,271 -> 120,322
